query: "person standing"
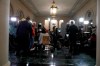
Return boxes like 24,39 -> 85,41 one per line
30,23 -> 35,50
68,21 -> 78,53
16,17 -> 32,56
52,26 -> 58,50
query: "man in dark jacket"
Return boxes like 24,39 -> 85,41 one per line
16,17 -> 32,56
68,21 -> 78,53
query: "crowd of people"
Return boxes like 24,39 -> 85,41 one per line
65,21 -> 96,53
9,17 -> 50,56
9,17 -> 96,56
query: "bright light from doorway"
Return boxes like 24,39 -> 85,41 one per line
59,20 -> 64,28
91,22 -> 93,24
59,20 -> 64,23
45,20 -> 48,22
84,21 -> 89,25
10,17 -> 17,22
79,18 -> 84,22
48,18 -> 51,22
69,20 -> 75,24
51,19 -> 57,24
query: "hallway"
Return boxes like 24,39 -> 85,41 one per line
10,47 -> 96,66
0,0 -> 99,66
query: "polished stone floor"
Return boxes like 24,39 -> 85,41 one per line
9,46 -> 96,66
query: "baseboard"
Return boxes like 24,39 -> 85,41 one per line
3,61 -> 10,66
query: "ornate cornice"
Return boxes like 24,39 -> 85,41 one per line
68,0 -> 89,17
19,0 -> 40,16
19,0 -> 89,17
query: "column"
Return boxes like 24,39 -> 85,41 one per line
0,0 -> 10,66
96,0 -> 100,66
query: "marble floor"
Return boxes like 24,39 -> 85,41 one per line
9,46 -> 96,66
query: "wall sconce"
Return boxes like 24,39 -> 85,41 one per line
79,17 -> 84,22
10,17 -> 17,22
69,20 -> 75,24
91,22 -> 93,24
84,21 -> 89,25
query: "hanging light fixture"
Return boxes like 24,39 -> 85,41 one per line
50,0 -> 58,17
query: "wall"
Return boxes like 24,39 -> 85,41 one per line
72,0 -> 97,27
10,0 -> 35,20
35,15 -> 70,32
35,16 -> 70,26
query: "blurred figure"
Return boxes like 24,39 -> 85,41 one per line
66,23 -> 70,34
16,17 -> 32,56
57,30 -> 63,49
38,26 -> 48,50
89,33 -> 96,48
78,25 -> 83,43
42,26 -> 46,33
52,26 -> 58,50
9,21 -> 18,51
30,23 -> 35,50
68,21 -> 78,53
38,23 -> 42,31
37,23 -> 42,41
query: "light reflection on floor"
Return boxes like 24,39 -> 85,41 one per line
9,46 -> 96,66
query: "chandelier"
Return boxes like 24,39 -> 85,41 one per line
50,0 -> 58,17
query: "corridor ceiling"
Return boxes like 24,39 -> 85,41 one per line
20,0 -> 89,17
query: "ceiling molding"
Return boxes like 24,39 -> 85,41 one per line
19,0 -> 89,17
28,0 -> 41,15
68,0 -> 89,17
19,0 -> 40,16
